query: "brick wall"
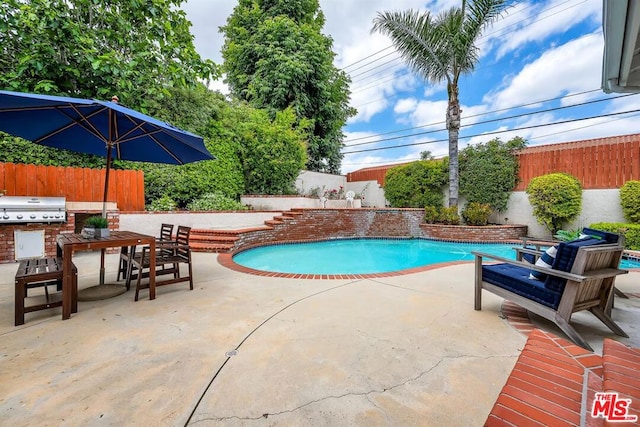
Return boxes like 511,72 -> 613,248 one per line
236,209 -> 426,249
0,210 -> 120,263
233,209 -> 526,251
420,223 -> 528,241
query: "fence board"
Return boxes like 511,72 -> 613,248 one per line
0,162 -> 144,210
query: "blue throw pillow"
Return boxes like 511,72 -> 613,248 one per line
529,245 -> 558,280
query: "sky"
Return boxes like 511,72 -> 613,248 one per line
181,0 -> 640,174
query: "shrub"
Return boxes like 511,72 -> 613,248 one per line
461,202 -> 492,226
424,206 -> 440,224
147,195 -> 177,212
384,160 -> 447,208
589,222 -> 640,250
553,229 -> 581,242
620,180 -> 640,224
526,173 -> 582,234
459,136 -> 526,212
439,206 -> 460,225
187,193 -> 247,211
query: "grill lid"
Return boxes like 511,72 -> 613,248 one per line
0,196 -> 66,223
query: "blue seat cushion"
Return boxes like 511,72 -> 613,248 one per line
482,263 -> 562,309
544,237 -> 608,292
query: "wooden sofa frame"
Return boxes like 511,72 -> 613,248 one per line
473,244 -> 628,351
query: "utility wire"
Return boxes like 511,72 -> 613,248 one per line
345,89 -> 602,143
341,110 -> 640,168
345,93 -> 633,148
342,108 -> 640,154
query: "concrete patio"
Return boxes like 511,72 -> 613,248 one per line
1,251 -> 638,426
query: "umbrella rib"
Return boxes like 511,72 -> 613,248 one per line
32,104 -> 110,145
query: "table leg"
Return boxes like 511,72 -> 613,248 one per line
149,239 -> 156,300
62,245 -> 73,320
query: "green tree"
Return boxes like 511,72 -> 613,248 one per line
0,0 -> 218,112
372,0 -> 508,208
235,106 -> 308,195
220,0 -> 355,173
142,86 -> 245,207
459,136 -> 526,212
526,173 -> 583,234
384,160 -> 448,208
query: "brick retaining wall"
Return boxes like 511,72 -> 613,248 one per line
233,209 -> 528,251
420,223 -> 528,241
235,208 -> 426,249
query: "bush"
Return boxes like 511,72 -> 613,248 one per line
459,136 -> 526,212
384,160 -> 448,208
620,180 -> 640,224
526,173 -> 582,234
589,222 -> 640,250
424,206 -> 440,224
461,202 -> 492,226
147,195 -> 177,212
439,206 -> 460,225
187,193 -> 247,211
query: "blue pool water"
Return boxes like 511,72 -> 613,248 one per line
233,239 -> 640,275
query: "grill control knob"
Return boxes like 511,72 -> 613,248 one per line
30,214 -> 36,219
43,214 -> 48,219
17,214 -> 23,219
2,215 -> 8,220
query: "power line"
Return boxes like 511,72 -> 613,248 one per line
341,110 -> 640,168
342,108 -> 640,154
345,91 -> 627,147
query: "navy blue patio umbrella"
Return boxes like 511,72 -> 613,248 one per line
0,89 -> 215,295
0,89 -> 214,216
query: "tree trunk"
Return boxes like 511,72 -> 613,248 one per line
446,97 -> 461,208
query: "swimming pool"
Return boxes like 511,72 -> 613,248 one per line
231,238 -> 640,275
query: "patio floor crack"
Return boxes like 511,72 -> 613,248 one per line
188,354 -> 516,424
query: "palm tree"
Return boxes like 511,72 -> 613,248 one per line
372,0 -> 508,208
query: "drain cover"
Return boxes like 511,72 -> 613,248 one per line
225,350 -> 238,357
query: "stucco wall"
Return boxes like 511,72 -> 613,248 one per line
295,170 -> 346,195
119,211 -> 278,236
498,189 -> 625,239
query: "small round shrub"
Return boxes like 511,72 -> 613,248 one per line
147,195 -> 177,212
462,202 -> 492,226
620,180 -> 640,224
526,173 -> 582,234
187,193 -> 247,211
439,206 -> 460,225
424,206 -> 440,224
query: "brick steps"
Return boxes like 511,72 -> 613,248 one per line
486,329 -> 640,426
189,211 -> 305,253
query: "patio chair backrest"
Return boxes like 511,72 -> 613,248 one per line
544,237 -> 616,293
174,226 -> 191,260
159,223 -> 174,241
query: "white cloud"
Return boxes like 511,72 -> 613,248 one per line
485,32 -> 603,110
394,98 -> 418,114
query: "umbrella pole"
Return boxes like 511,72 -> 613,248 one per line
77,108 -> 125,300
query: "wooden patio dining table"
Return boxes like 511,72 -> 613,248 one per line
57,231 -> 156,319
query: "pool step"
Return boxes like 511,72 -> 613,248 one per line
189,210 -> 308,253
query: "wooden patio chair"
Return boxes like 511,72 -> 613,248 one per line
473,236 -> 629,351
127,225 -> 193,301
515,227 -> 628,302
117,223 -> 174,283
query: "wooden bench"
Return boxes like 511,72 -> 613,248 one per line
15,257 -> 78,326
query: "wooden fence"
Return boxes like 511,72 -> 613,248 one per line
347,134 -> 640,190
514,135 -> 640,190
0,162 -> 145,211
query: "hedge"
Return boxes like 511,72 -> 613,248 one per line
589,222 -> 640,250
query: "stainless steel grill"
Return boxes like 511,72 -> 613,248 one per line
0,196 -> 66,223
